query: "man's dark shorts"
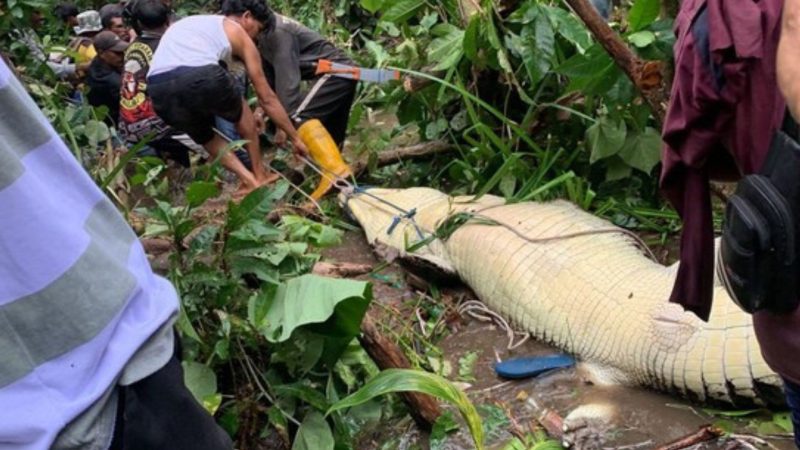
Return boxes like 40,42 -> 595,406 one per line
148,64 -> 243,145
108,333 -> 233,450
783,377 -> 800,448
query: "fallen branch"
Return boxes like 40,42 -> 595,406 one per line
655,425 -> 724,450
562,0 -> 668,127
358,312 -> 442,429
352,140 -> 453,175
402,70 -> 446,93
311,261 -> 373,278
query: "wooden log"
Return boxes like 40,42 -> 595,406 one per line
654,425 -> 723,450
358,312 -> 442,429
311,261 -> 373,278
352,140 -> 453,175
562,0 -> 668,126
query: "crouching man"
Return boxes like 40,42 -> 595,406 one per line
146,0 -> 308,197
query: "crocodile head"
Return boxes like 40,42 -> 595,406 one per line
339,187 -> 504,273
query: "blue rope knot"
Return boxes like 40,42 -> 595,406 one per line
387,207 -> 417,235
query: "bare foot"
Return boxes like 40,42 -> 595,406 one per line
256,171 -> 281,186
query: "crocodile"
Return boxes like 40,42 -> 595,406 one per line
341,187 -> 784,406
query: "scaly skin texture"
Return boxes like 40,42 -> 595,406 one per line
342,188 -> 784,406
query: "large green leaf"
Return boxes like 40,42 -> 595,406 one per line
546,5 -> 592,53
226,182 -> 289,230
327,369 -> 485,450
428,23 -> 465,71
586,118 -> 627,163
186,181 -> 220,208
556,43 -> 623,95
260,274 -> 372,343
380,0 -> 424,23
628,0 -> 660,32
183,361 -> 221,414
617,126 -> 662,173
292,412 -> 334,450
627,30 -> 656,48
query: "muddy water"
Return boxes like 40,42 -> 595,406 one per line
323,232 -> 795,450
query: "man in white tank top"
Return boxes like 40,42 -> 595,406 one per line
146,0 -> 308,197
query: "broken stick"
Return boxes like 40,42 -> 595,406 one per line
358,312 -> 442,429
654,425 -> 724,450
352,140 -> 453,175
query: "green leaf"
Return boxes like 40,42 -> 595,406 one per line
84,119 -> 110,146
604,156 -> 633,181
428,23 -> 465,71
617,126 -> 662,173
380,0 -> 424,23
463,15 -> 482,62
227,182 -> 289,230
628,0 -> 660,31
458,351 -> 479,381
430,411 -> 459,450
360,0 -> 383,13
556,43 -> 623,95
186,181 -> 220,208
328,369 -> 485,450
292,412 -> 334,450
275,382 -> 331,411
546,6 -> 592,53
183,361 -> 219,414
773,412 -> 794,432
586,118 -> 627,163
628,30 -> 656,48
261,275 -> 372,343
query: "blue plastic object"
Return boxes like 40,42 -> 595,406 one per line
494,354 -> 575,379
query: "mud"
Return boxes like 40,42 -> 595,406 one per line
323,231 -> 795,450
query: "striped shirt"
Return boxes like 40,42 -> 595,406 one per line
0,60 -> 178,448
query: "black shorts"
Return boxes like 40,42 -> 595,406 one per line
108,333 -> 233,450
148,64 -> 243,145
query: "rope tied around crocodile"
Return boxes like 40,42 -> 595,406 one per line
299,151 -> 660,262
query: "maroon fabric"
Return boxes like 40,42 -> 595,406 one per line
660,0 -> 785,321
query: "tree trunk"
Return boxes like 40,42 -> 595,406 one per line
358,312 -> 442,429
562,0 -> 669,127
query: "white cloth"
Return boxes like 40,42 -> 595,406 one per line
148,15 -> 232,77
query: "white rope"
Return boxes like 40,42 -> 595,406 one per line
457,299 -> 531,350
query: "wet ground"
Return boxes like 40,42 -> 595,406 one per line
322,231 -> 796,450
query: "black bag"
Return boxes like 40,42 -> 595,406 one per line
718,123 -> 800,314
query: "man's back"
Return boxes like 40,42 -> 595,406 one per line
260,14 -> 349,77
148,15 -> 231,77
258,14 -> 351,115
86,57 -> 121,124
120,32 -> 172,142
0,58 -> 178,449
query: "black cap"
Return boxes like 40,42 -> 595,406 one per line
93,30 -> 129,52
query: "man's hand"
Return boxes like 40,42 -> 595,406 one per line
253,107 -> 266,134
274,128 -> 287,146
292,136 -> 310,159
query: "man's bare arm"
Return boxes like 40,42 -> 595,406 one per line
225,21 -> 308,156
779,0 -> 800,121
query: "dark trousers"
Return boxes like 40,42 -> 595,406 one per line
297,76 -> 357,148
108,334 -> 233,450
784,378 -> 800,448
